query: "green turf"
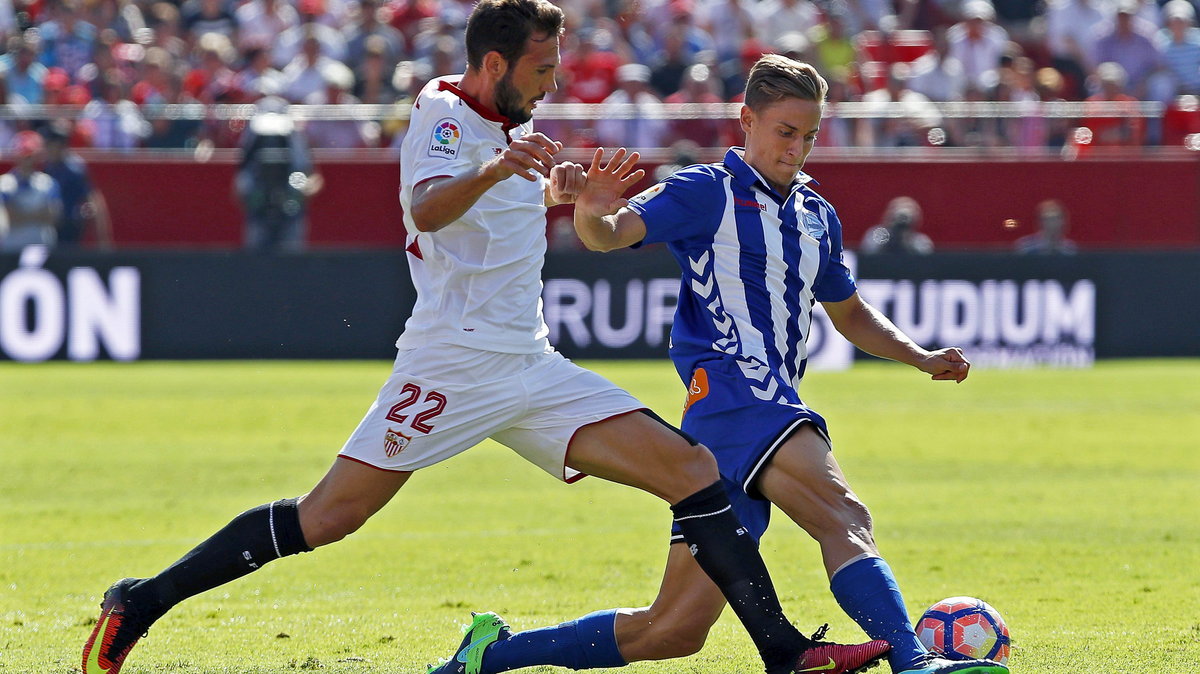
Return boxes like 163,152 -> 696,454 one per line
1,360 -> 1197,673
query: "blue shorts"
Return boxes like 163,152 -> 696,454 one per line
669,357 -> 830,544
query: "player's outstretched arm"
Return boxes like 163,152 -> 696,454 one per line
572,147 -> 648,252
410,132 -> 562,232
822,292 -> 970,383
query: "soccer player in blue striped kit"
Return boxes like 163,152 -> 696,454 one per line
80,4 -> 888,674
429,55 -> 1009,674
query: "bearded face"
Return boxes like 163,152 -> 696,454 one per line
495,68 -> 537,123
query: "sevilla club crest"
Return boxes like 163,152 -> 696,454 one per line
383,428 -> 412,457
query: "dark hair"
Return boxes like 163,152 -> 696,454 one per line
744,54 -> 828,111
465,0 -> 564,71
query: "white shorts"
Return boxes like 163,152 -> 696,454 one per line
338,345 -> 645,481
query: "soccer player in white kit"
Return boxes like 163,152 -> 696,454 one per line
81,3 -> 885,674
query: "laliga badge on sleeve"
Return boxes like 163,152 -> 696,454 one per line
630,182 -> 665,205
428,118 -> 462,159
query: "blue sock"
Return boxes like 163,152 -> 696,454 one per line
829,556 -> 927,672
481,609 -> 627,673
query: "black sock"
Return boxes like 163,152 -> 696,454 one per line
129,498 -> 313,620
671,482 -> 811,674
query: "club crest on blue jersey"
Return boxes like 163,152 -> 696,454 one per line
428,118 -> 462,159
802,209 -> 826,240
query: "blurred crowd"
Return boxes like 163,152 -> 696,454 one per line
2,0 -> 1200,152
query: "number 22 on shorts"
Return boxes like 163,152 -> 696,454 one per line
386,382 -> 447,434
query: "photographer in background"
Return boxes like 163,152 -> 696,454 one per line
235,96 -> 324,252
860,195 -> 934,254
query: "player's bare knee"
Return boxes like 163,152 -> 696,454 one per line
300,502 -> 371,547
637,613 -> 711,659
672,442 -> 719,493
661,626 -> 710,658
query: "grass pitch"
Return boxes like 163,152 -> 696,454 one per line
1,359 -> 1197,673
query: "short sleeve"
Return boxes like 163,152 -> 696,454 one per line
809,195 -> 857,303
626,165 -> 726,247
404,98 -> 476,188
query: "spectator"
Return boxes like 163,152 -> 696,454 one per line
702,0 -> 758,68
39,0 -> 98,82
343,0 -> 406,72
837,0 -> 896,35
0,71 -> 20,151
907,26 -> 968,101
303,60 -> 373,148
281,27 -> 340,103
896,0 -> 958,32
992,0 -> 1039,43
142,70 -> 203,148
386,0 -> 439,52
236,0 -> 300,52
146,2 -> 188,61
272,0 -> 349,70
818,66 -> 858,147
41,123 -> 112,248
860,196 -> 934,254
1156,0 -> 1200,96
183,32 -> 241,104
2,36 -> 49,104
0,131 -> 63,251
235,45 -> 286,99
657,0 -> 715,59
753,0 -> 823,53
810,13 -> 857,75
608,0 -> 656,66
649,26 -> 691,97
354,34 -> 402,103
0,0 -> 15,44
995,56 -> 1048,148
409,14 -> 463,67
665,63 -> 728,146
1035,66 -> 1072,147
563,27 -> 620,103
1044,0 -> 1111,98
1015,199 -> 1078,254
79,70 -> 148,149
88,0 -> 151,44
235,96 -> 322,252
1082,61 -> 1145,145
130,45 -> 174,105
181,0 -> 238,44
858,62 -> 942,146
596,62 -> 667,149
947,0 -> 1009,91
1127,0 -> 1165,31
1094,0 -> 1164,99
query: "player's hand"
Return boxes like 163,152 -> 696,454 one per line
917,347 -> 970,383
575,147 -> 646,218
547,161 -> 586,205
486,133 -> 561,183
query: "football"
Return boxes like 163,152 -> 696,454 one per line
916,596 -> 1011,664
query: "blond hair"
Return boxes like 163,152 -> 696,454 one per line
744,54 -> 828,111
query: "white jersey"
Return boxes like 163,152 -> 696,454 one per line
398,75 -> 551,354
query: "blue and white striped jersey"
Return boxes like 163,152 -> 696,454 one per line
628,147 -> 857,403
